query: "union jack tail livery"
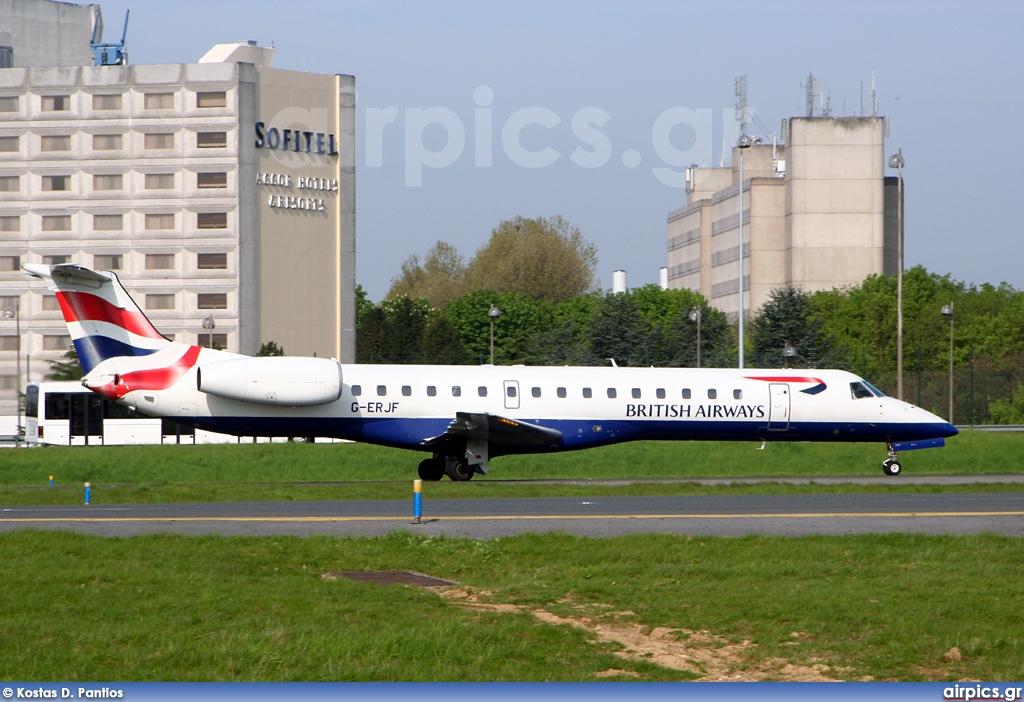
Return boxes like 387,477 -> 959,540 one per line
24,263 -> 172,373
24,263 -> 957,479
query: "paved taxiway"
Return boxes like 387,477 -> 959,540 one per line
2,490 -> 1022,538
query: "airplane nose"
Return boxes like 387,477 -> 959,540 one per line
941,421 -> 959,437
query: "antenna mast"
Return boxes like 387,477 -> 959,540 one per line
802,73 -> 818,117
734,74 -> 748,137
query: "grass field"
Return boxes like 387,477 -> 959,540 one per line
1,530 -> 1021,682
1,433 -> 1021,682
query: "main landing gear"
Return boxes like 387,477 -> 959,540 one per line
882,442 -> 902,476
417,454 -> 474,481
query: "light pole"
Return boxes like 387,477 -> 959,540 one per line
688,307 -> 702,368
737,134 -> 752,368
782,344 -> 796,370
941,303 -> 954,424
487,305 -> 501,365
2,300 -> 20,443
202,314 -> 215,349
888,149 -> 905,400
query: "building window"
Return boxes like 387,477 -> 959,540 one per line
145,173 -> 175,190
197,131 -> 227,148
145,294 -> 175,310
41,215 -> 71,231
0,217 -> 19,232
205,333 -> 227,349
93,254 -> 122,270
42,95 -> 70,112
197,293 -> 227,309
93,215 -> 123,231
196,91 -> 227,108
0,176 -> 18,191
42,255 -> 70,265
93,174 -> 122,191
42,295 -> 60,311
43,334 -> 72,351
0,296 -> 18,310
197,253 -> 227,269
0,96 -> 17,112
197,172 -> 227,189
0,375 -> 17,390
144,133 -> 174,150
92,134 -> 122,150
92,94 -> 122,110
0,256 -> 20,271
144,93 -> 173,110
0,136 -> 19,152
0,337 -> 17,351
145,254 -> 175,270
197,213 -> 227,229
145,214 -> 175,231
42,175 -> 70,191
41,135 -> 70,151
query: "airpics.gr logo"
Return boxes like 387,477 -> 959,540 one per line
943,684 -> 1024,701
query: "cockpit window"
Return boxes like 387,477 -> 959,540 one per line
863,380 -> 886,397
850,381 -> 876,400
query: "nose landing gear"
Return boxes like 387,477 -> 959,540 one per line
882,442 -> 902,476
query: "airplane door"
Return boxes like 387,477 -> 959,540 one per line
768,383 -> 790,431
503,380 -> 520,410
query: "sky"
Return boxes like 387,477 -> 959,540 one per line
94,0 -> 1024,302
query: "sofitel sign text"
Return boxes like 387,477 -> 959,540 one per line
255,121 -> 339,156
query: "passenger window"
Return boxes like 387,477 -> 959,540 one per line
656,388 -> 666,399
351,385 -> 362,396
733,389 -> 742,400
557,387 -> 567,398
506,385 -> 517,398
607,388 -> 617,399
427,386 -> 436,397
708,389 -> 717,400
582,387 -> 592,399
850,382 -> 874,400
682,388 -> 691,400
377,385 -> 387,396
452,386 -> 461,397
532,387 -> 541,398
402,386 -> 412,397
632,388 -> 641,399
478,386 -> 487,397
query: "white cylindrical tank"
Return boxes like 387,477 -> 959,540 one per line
659,267 -> 668,289
612,269 -> 627,294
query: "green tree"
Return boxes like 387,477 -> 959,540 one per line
463,215 -> 598,303
379,296 -> 431,363
386,241 -> 467,308
421,314 -> 472,364
444,290 -> 554,364
256,341 -> 285,356
751,285 -> 838,368
47,345 -> 83,380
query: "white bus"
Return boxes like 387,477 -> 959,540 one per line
24,381 -> 235,446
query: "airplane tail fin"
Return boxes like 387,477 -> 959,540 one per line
24,264 -> 172,374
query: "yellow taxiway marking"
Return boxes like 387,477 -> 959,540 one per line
1,511 -> 1023,523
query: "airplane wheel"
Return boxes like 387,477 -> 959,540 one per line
418,458 -> 445,481
445,459 -> 474,481
882,458 -> 902,476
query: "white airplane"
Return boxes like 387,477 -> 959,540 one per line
25,263 -> 957,479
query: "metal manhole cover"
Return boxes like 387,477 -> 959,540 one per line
322,570 -> 457,587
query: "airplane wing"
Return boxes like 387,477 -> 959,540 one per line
422,412 -> 563,453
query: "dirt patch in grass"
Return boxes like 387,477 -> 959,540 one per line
439,587 -> 847,681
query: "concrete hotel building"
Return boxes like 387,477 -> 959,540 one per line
0,0 -> 356,418
666,116 -> 898,319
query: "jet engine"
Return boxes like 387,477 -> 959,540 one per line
197,356 -> 342,406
